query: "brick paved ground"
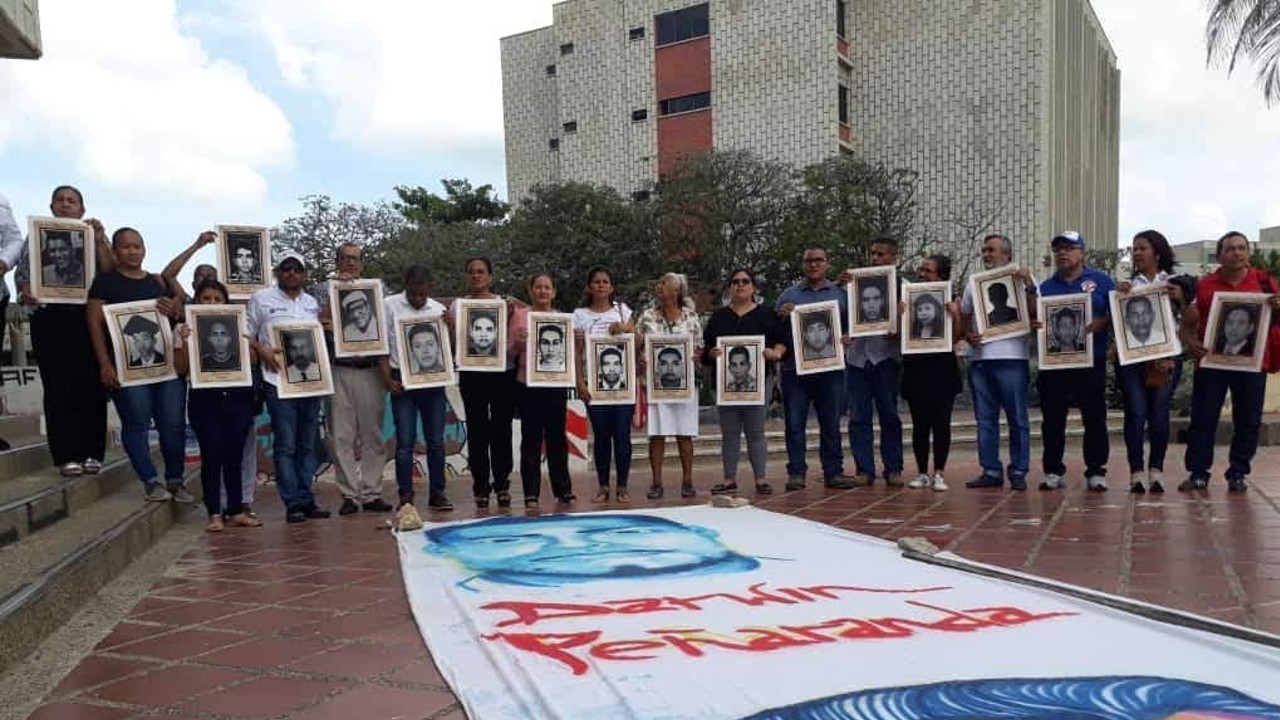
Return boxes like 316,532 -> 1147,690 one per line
24,444 -> 1280,720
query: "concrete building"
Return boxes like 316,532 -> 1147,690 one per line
0,0 -> 41,59
1171,230 -> 1280,277
500,0 -> 1120,264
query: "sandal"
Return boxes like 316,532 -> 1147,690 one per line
646,485 -> 665,500
60,462 -> 84,477
615,488 -> 630,503
592,488 -> 610,503
755,482 -> 774,495
681,482 -> 696,498
556,494 -> 576,504
206,516 -> 225,533
497,492 -> 512,508
524,497 -> 539,509
227,513 -> 263,528
710,482 -> 739,495
475,495 -> 490,508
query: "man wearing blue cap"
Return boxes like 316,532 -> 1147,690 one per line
1036,231 -> 1114,491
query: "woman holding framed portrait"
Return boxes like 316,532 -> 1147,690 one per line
701,269 -> 786,496
636,272 -> 703,501
508,273 -> 575,508
573,266 -> 636,504
899,255 -> 962,492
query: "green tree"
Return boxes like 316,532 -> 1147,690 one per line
1206,0 -> 1280,105
1250,247 -> 1280,277
393,179 -> 510,226
376,222 -> 507,297
271,194 -> 406,287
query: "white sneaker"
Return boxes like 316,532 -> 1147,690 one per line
930,473 -> 949,491
907,474 -> 931,489
1086,475 -> 1108,492
1039,474 -> 1066,490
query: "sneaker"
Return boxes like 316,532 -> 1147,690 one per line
1177,477 -> 1208,492
1039,474 -> 1066,491
427,493 -> 454,511
907,474 -> 931,489
362,498 -> 394,513
167,484 -> 195,503
824,476 -> 858,489
1086,475 -> 1107,492
1149,470 -> 1165,494
143,483 -> 172,502
850,473 -> 875,487
1130,479 -> 1147,494
785,476 -> 806,491
1227,478 -> 1249,493
930,473 -> 949,492
965,475 -> 1003,489
83,459 -> 103,475
286,508 -> 307,523
1009,476 -> 1028,491
339,498 -> 359,515
884,472 -> 905,488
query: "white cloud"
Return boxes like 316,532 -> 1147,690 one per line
1092,0 -> 1280,245
0,0 -> 292,206
235,0 -> 555,150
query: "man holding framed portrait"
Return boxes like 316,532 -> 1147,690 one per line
1180,231 -> 1280,494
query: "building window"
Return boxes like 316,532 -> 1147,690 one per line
560,42 -> 574,55
659,92 -> 710,116
632,108 -> 649,122
655,4 -> 709,46
632,190 -> 651,202
838,84 -> 849,125
546,64 -> 556,76
836,0 -> 847,38
629,27 -> 645,41
549,138 -> 560,150
563,121 -> 578,133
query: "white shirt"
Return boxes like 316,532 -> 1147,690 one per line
1130,271 -> 1170,288
384,292 -> 446,370
961,284 -> 1028,361
247,286 -> 321,387
0,194 -> 24,300
572,302 -> 633,336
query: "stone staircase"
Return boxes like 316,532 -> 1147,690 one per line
0,414 -> 198,672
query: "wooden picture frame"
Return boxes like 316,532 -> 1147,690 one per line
1202,292 -> 1271,373
27,216 -> 93,305
454,298 -> 507,372
525,312 -> 576,388
716,335 -> 766,406
217,225 -> 270,300
1038,293 -> 1094,370
185,304 -> 252,389
791,300 -> 844,376
900,281 -> 952,355
1110,284 -> 1182,367
645,334 -> 696,404
397,316 -> 456,390
585,334 -> 637,406
970,263 -> 1031,342
847,266 -> 897,337
329,279 -> 389,358
102,299 -> 177,387
271,321 -> 334,398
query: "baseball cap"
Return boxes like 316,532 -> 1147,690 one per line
1051,231 -> 1085,249
274,250 -> 306,270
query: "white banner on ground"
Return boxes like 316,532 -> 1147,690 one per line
397,506 -> 1280,720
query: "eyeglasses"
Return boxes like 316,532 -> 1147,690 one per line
729,278 -> 752,286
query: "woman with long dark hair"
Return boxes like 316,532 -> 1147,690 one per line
573,266 -> 636,503
901,254 -> 962,491
911,291 -> 946,339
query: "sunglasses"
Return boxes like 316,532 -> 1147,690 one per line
730,278 -> 752,286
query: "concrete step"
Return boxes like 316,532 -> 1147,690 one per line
0,449 -> 132,547
0,435 -> 52,480
0,459 -> 198,672
0,414 -> 40,439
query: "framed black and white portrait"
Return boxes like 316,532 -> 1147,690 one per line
525,311 -> 575,388
454,298 -> 507,372
1202,292 -> 1271,373
645,334 -> 695,404
217,225 -> 270,299
185,305 -> 252,389
397,316 -> 456,390
716,335 -> 766,406
791,300 -> 844,376
846,266 -> 897,337
900,281 -> 952,355
27,216 -> 93,304
585,334 -> 637,405
969,263 -> 1030,341
1037,293 -> 1093,370
329,279 -> 388,357
1109,284 -> 1182,367
272,321 -> 334,398
102,300 -> 176,387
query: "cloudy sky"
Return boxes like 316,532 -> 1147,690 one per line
2,0 -> 1278,284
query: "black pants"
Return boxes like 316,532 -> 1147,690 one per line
31,305 -> 107,466
519,386 -> 572,500
460,369 -> 516,496
906,394 -> 956,474
1036,358 -> 1110,477
189,388 -> 254,517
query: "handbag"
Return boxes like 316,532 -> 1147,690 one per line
1143,359 -> 1172,388
632,384 -> 647,429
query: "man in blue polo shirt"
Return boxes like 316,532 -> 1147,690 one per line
1037,230 -> 1114,491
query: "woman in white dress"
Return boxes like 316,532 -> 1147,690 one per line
636,272 -> 702,500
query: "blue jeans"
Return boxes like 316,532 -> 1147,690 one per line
587,404 -> 632,488
781,369 -> 845,479
111,377 -> 186,485
968,359 -> 1030,481
846,360 -> 904,477
1185,367 -> 1266,482
265,384 -> 321,511
391,387 -> 446,498
1118,361 -> 1181,473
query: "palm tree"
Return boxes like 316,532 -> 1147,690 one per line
1206,0 -> 1280,105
